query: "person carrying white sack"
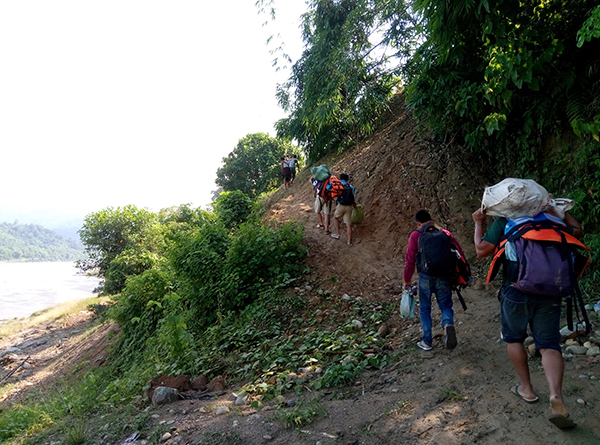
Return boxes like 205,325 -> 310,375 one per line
473,178 -> 585,429
481,178 -> 575,221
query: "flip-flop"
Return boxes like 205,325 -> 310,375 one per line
316,224 -> 325,229
417,341 -> 432,351
510,385 -> 539,403
548,413 -> 576,429
445,325 -> 457,350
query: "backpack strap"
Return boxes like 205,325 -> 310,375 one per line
490,220 -> 591,334
453,287 -> 468,311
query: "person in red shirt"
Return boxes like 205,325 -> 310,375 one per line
404,210 -> 462,351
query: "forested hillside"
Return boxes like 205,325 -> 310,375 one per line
1,1 -> 599,444
0,222 -> 83,261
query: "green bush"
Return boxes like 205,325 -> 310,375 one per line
103,249 -> 161,295
212,190 -> 253,230
109,269 -> 172,352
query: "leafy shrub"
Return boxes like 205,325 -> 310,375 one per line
103,249 -> 161,295
109,269 -> 172,352
212,190 -> 253,230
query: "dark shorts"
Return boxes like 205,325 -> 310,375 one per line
499,285 -> 562,352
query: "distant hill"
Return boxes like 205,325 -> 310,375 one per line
0,205 -> 84,247
0,222 -> 84,262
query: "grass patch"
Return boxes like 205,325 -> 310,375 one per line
386,400 -> 412,416
439,387 -> 462,403
274,398 -> 328,429
0,296 -> 110,339
197,431 -> 242,445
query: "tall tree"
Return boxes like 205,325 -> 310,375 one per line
275,0 -> 420,163
78,205 -> 163,294
215,133 -> 296,198
404,0 -> 600,172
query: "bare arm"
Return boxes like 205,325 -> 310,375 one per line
563,212 -> 583,239
472,209 -> 496,257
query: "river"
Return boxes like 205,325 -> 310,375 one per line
0,261 -> 100,321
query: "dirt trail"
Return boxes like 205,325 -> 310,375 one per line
1,103 -> 599,444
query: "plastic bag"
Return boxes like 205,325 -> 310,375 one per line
351,203 -> 364,224
481,178 -> 573,219
400,289 -> 415,318
310,165 -> 331,181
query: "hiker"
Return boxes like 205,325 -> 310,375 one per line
472,208 -> 583,429
404,210 -> 464,351
289,155 -> 297,184
331,173 -> 356,246
309,175 -> 331,231
281,156 -> 291,189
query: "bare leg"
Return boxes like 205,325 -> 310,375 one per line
507,342 -> 537,400
346,223 -> 352,245
333,217 -> 340,237
316,212 -> 324,227
324,213 -> 331,233
540,348 -> 568,416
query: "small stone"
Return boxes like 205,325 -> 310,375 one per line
583,341 -> 593,348
151,414 -> 160,419
351,320 -> 363,329
160,432 -> 172,442
342,294 -> 352,300
590,376 -> 598,381
378,323 -> 390,337
391,388 -> 399,393
565,345 -> 588,355
285,399 -> 297,408
235,395 -> 247,406
286,373 -> 298,382
579,374 -> 589,379
420,376 -> 431,383
215,406 -> 230,415
152,387 -> 180,407
263,435 -> 273,440
565,339 -> 580,346
577,398 -> 586,405
305,285 -> 313,291
342,355 -> 358,364
586,346 -> 600,357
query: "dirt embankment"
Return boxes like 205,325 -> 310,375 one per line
1,101 -> 599,444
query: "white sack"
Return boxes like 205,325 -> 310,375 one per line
481,178 -> 573,219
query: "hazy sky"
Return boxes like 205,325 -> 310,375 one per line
1,1 -> 306,217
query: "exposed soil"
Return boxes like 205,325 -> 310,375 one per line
1,101 -> 599,444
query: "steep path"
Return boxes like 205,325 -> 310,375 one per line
1,105 -> 599,444
254,108 -> 600,443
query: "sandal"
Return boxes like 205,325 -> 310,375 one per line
417,341 -> 432,351
316,224 -> 325,229
324,231 -> 331,235
331,233 -> 340,239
